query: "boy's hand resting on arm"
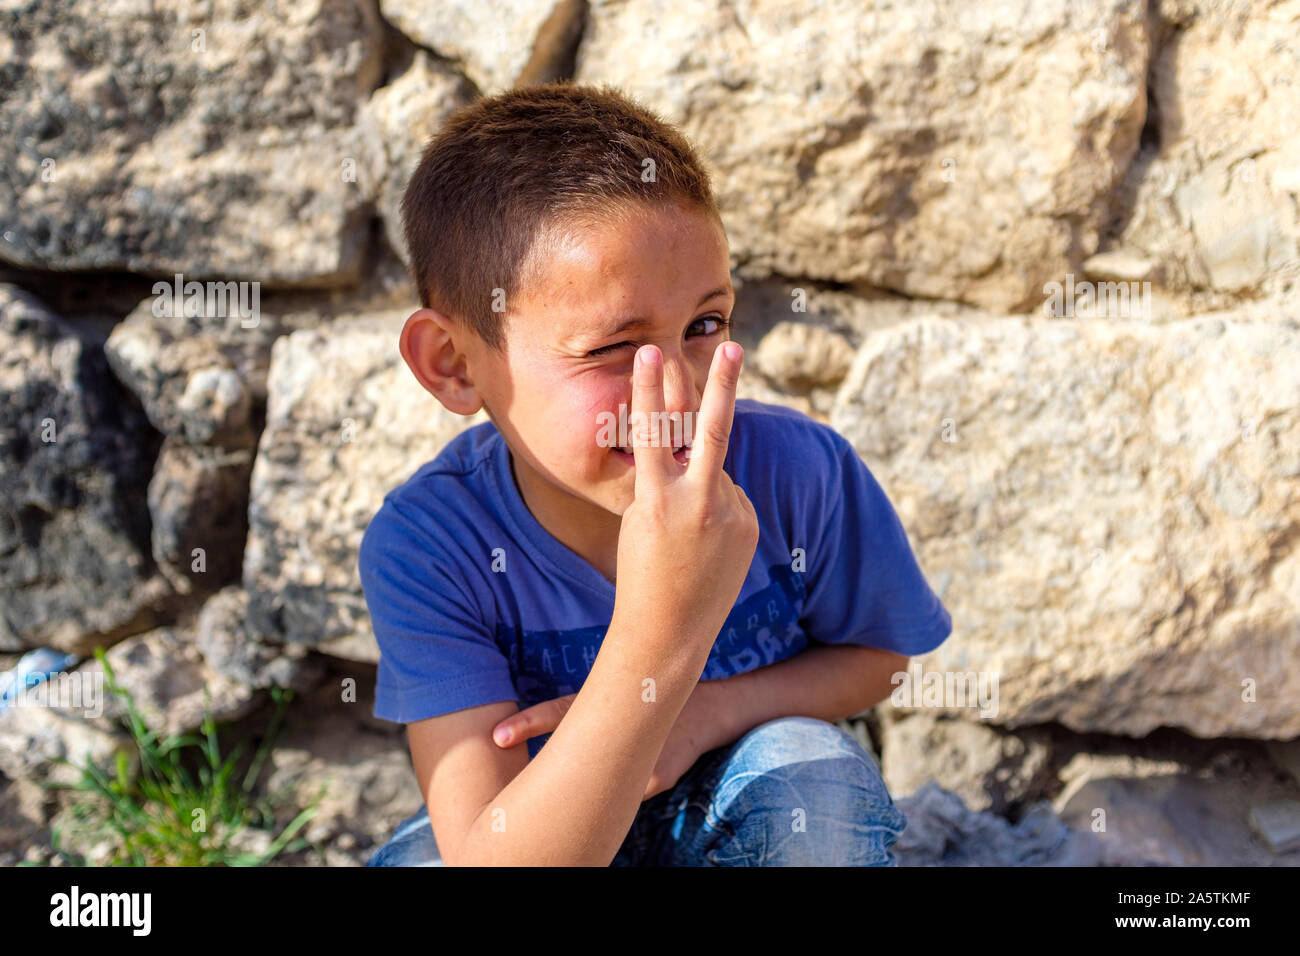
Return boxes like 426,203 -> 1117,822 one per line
492,677 -> 731,800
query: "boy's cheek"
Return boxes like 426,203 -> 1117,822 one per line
511,363 -> 629,455
574,385 -> 630,446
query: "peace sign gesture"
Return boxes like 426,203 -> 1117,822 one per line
612,341 -> 760,646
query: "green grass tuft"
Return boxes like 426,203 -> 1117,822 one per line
20,647 -> 325,867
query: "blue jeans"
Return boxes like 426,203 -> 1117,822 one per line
366,716 -> 906,867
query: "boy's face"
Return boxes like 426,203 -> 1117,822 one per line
402,199 -> 735,537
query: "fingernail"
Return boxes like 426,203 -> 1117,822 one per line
639,346 -> 659,367
724,342 -> 740,361
494,727 -> 510,746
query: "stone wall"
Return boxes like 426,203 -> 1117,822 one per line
2,0 -> 1297,865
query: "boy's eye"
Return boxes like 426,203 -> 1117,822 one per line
586,314 -> 731,358
586,337 -> 634,357
693,314 -> 730,339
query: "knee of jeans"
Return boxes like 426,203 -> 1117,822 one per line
728,717 -> 881,779
703,718 -> 905,865
713,717 -> 903,829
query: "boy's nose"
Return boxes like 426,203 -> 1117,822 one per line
658,351 -> 698,436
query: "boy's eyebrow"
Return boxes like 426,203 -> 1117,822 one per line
594,286 -> 733,336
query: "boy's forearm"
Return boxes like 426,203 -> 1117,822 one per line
708,643 -> 908,746
457,610 -> 714,866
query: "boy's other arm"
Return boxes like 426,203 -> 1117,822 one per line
406,700 -> 528,867
709,644 -> 908,741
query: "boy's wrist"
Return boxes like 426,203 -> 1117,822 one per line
694,674 -> 752,753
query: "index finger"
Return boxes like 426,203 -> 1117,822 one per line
686,341 -> 742,479
493,693 -> 576,746
629,344 -> 677,493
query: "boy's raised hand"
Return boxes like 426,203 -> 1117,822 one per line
612,341 -> 760,646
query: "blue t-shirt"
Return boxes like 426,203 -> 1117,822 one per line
359,398 -> 951,758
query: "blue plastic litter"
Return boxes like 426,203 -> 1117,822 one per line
0,648 -> 81,712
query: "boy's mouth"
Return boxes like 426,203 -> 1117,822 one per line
612,444 -> 689,465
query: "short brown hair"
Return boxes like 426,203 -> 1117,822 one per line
400,81 -> 723,353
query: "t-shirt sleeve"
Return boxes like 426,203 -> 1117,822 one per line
797,427 -> 952,656
358,496 -> 519,723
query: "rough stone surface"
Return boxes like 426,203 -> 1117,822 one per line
727,277 -> 1000,423
1042,720 -> 1300,865
0,774 -> 56,866
0,0 -> 384,284
752,320 -> 855,392
881,712 -> 1053,815
0,699 -> 132,785
252,660 -> 421,866
197,586 -> 328,692
243,316 -> 488,658
103,255 -> 416,449
378,0 -> 559,96
1248,800 -> 1300,854
894,782 -> 1105,866
735,369 -> 819,422
1266,738 -> 1300,788
104,268 -> 416,600
104,297 -> 266,450
1112,0 -> 1300,299
0,285 -> 170,654
355,50 -> 478,263
148,438 -> 252,595
832,314 -> 1300,739
1083,250 -> 1160,283
78,625 -> 262,738
576,0 -> 1149,311
1058,773 -> 1300,865
731,274 -> 1003,345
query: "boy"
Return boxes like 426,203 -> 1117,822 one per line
360,82 -> 951,866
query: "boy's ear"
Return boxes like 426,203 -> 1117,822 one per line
398,308 -> 485,416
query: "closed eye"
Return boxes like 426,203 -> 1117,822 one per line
586,315 -> 731,358
587,337 -> 633,357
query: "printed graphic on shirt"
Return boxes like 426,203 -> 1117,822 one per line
497,562 -> 808,710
